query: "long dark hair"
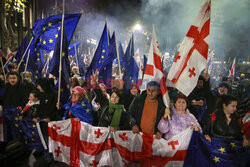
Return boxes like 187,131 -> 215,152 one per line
215,94 -> 237,118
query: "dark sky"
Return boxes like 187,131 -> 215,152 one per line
39,0 -> 250,61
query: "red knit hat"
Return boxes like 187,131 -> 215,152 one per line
73,86 -> 86,96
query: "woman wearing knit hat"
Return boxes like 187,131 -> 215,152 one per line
59,86 -> 93,124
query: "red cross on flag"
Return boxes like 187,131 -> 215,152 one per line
168,0 -> 211,96
48,119 -> 193,167
228,57 -> 236,77
141,25 -> 170,107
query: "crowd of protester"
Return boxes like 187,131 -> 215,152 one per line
0,61 -> 249,166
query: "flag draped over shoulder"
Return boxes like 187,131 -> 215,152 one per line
48,26 -> 71,105
48,119 -> 193,167
228,57 -> 236,77
183,131 -> 250,167
168,0 -> 211,96
85,22 -> 109,80
141,26 -> 170,107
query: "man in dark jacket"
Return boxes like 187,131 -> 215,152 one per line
128,81 -> 166,139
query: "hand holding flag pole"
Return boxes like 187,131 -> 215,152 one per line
57,0 -> 65,105
17,37 -> 34,70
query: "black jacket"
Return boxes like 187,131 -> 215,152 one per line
128,90 -> 166,134
203,112 -> 243,140
92,85 -> 129,130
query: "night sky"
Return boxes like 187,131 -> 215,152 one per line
39,0 -> 250,61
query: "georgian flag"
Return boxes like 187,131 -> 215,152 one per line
48,119 -> 193,167
228,57 -> 236,77
168,0 -> 211,96
141,25 -> 170,107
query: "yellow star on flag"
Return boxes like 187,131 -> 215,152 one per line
58,26 -> 61,30
104,67 -> 106,70
99,60 -> 101,63
101,55 -> 104,58
132,80 -> 134,82
37,53 -> 40,56
37,58 -> 40,61
102,49 -> 105,53
67,84 -> 70,89
213,156 -> 220,163
15,117 -> 18,120
32,131 -> 35,135
43,27 -> 46,31
55,34 -> 58,38
48,22 -> 52,26
86,109 -> 90,113
32,124 -> 36,128
62,52 -> 65,57
218,147 -> 226,154
43,40 -> 46,45
35,76 -> 38,79
230,142 -> 236,148
49,39 -> 53,43
81,102 -> 85,107
35,71 -> 39,74
69,47 -> 71,50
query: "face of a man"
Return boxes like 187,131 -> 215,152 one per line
146,86 -> 160,100
8,74 -> 18,86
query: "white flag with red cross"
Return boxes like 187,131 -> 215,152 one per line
228,57 -> 236,77
168,0 -> 211,96
141,25 -> 170,107
48,119 -> 193,167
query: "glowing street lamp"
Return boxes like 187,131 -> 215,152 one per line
133,23 -> 142,32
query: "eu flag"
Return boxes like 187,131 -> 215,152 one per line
68,41 -> 81,58
184,131 -> 250,167
85,22 -> 109,80
118,42 -> 126,72
33,13 -> 81,53
123,35 -> 134,70
143,55 -> 148,74
99,32 -> 117,87
48,26 -> 71,105
123,57 -> 139,94
12,36 -> 28,72
26,42 -> 45,81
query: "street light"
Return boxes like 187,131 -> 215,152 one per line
133,23 -> 142,32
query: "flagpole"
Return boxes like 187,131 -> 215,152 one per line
24,49 -> 31,72
17,37 -> 34,70
57,0 -> 65,105
114,31 -> 122,79
42,56 -> 50,73
0,57 -> 6,80
74,44 -> 79,68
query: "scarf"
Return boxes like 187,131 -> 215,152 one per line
109,102 -> 124,127
21,100 -> 40,114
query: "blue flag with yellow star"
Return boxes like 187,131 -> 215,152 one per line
26,41 -> 45,81
68,41 -> 81,58
33,13 -> 81,53
11,36 -> 28,72
123,57 -> 139,94
123,35 -> 134,70
98,32 -> 117,87
85,22 -> 109,81
48,26 -> 71,105
183,131 -> 250,167
117,42 -> 126,72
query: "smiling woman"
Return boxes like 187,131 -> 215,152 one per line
157,93 -> 202,140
